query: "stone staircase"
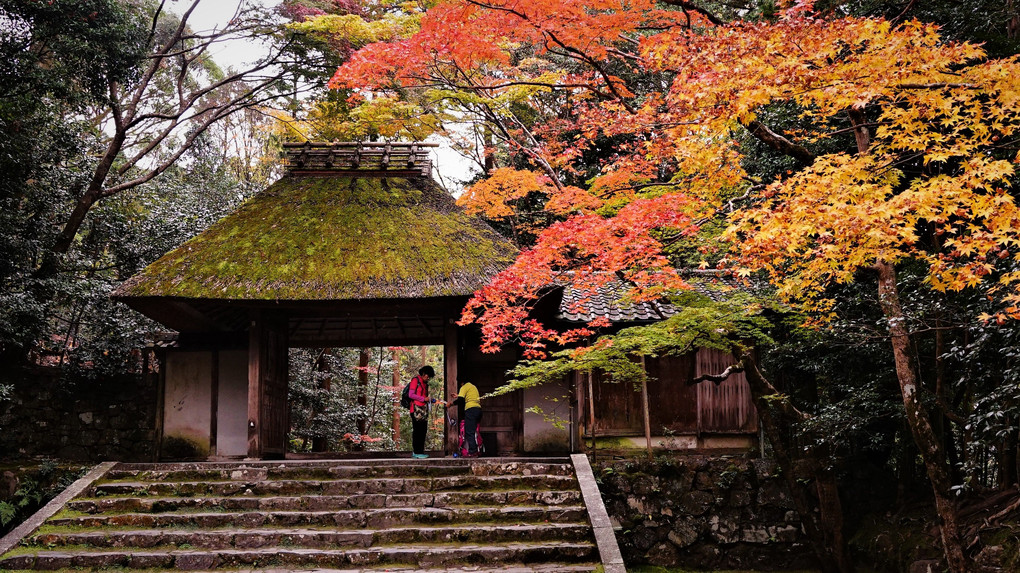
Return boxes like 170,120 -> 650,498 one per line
0,458 -> 602,572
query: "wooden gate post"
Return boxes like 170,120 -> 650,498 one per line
444,319 -> 459,455
248,312 -> 289,459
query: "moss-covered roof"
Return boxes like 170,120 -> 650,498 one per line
113,175 -> 518,301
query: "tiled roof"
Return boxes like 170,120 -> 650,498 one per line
556,271 -> 746,323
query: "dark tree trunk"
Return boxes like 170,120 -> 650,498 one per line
355,348 -> 370,450
392,347 -> 402,443
874,260 -> 968,572
737,352 -> 853,573
1000,422 -> 1019,489
311,349 -> 332,453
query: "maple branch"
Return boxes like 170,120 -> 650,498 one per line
435,79 -> 614,92
741,119 -> 816,165
738,351 -> 811,423
541,32 -> 638,113
895,82 -> 977,90
660,0 -> 727,26
688,364 -> 744,386
891,0 -> 919,25
826,122 -> 881,138
607,47 -> 643,62
726,184 -> 763,212
847,109 -> 871,154
618,34 -> 641,46
466,0 -> 638,113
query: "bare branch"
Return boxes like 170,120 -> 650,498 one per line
49,2 -> 298,254
896,82 -> 977,90
688,364 -> 744,385
741,119 -> 816,165
660,0 -> 727,26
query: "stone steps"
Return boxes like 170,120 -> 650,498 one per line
102,461 -> 574,482
89,474 -> 580,497
67,490 -> 582,513
0,458 -> 603,571
0,541 -> 598,570
45,505 -> 590,529
30,523 -> 594,549
0,565 -> 601,573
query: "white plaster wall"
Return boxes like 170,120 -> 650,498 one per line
216,350 -> 248,457
163,351 -> 213,456
523,380 -> 571,453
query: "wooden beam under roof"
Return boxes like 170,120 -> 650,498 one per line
282,141 -> 439,176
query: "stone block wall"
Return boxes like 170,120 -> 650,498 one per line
595,455 -> 819,570
0,369 -> 158,462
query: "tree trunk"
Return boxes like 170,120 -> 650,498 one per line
52,98 -> 127,255
355,348 -> 370,451
1000,421 -> 1019,489
874,260 -> 968,572
392,347 -> 402,443
311,349 -> 332,452
738,352 -> 853,573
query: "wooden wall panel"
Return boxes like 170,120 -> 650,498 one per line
591,371 -> 642,435
584,349 -> 757,437
696,348 -> 758,433
462,364 -> 521,455
646,355 -> 699,433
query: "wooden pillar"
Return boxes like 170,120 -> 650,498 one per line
248,312 -> 289,459
209,350 -> 219,457
572,371 -> 583,453
355,348 -> 370,450
587,371 -> 596,461
391,347 -> 402,443
444,319 -> 459,454
154,348 -> 166,462
640,356 -> 652,461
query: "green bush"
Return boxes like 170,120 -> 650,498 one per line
0,461 -> 85,537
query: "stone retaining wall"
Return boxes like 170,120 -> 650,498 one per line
0,369 -> 158,462
594,455 -> 819,570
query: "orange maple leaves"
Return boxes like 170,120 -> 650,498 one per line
332,0 -> 1020,351
460,193 -> 700,356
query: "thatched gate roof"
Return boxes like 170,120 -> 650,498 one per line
113,143 -> 518,339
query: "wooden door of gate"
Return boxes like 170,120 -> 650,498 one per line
248,313 -> 289,459
467,365 -> 521,455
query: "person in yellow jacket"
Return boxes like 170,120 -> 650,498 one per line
448,380 -> 482,457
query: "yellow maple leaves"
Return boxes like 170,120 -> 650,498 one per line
457,168 -> 554,219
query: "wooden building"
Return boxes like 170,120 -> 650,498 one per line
112,142 -> 757,460
551,279 -> 759,453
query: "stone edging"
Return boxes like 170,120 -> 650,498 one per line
572,453 -> 626,573
0,461 -> 118,557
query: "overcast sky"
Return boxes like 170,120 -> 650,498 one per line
170,0 -> 273,70
170,0 -> 477,191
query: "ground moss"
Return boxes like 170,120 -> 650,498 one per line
986,526 -> 1020,570
628,562 -> 811,566
160,435 -> 209,459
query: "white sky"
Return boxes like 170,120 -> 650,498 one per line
170,0 -> 271,70
170,0 -> 478,192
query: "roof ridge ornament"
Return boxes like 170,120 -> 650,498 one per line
282,141 -> 439,176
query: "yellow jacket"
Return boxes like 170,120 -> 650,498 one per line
457,382 -> 481,410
